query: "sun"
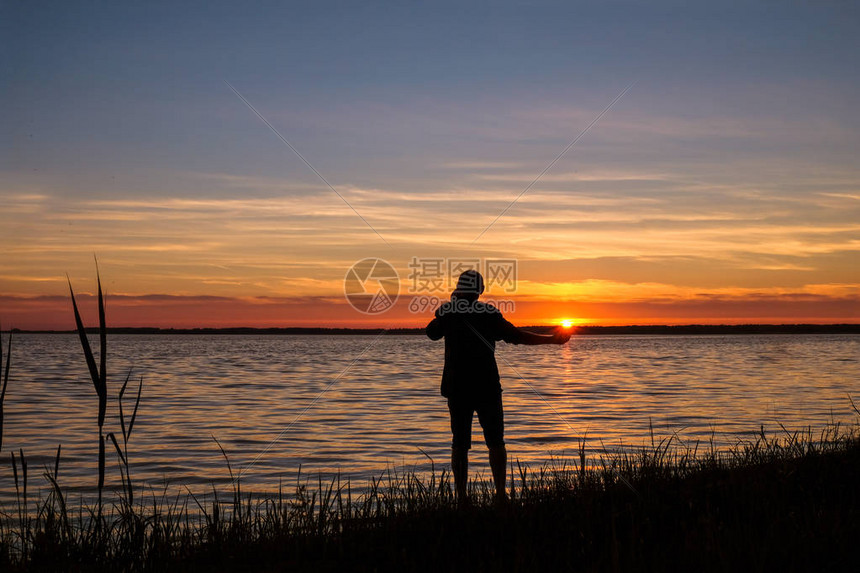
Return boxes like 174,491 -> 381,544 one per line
560,319 -> 574,329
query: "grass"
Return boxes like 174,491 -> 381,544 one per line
1,267 -> 858,570
0,420 -> 857,572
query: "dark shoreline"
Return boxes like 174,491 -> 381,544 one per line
3,425 -> 857,572
7,323 -> 860,335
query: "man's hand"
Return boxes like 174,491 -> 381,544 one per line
552,327 -> 572,345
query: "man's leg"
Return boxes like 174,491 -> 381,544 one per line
451,446 -> 469,501
477,393 -> 507,500
488,445 -> 507,500
447,399 -> 473,503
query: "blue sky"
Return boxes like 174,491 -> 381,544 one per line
6,1 -> 857,186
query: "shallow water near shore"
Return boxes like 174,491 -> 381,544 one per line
1,333 -> 858,505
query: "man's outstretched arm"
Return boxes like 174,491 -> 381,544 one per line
514,327 -> 571,345
496,313 -> 570,345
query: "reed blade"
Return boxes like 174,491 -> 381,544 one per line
11,451 -> 18,489
67,278 -> 101,398
128,376 -> 143,439
44,470 -> 70,540
119,368 -> 132,442
0,330 -> 7,452
96,265 -> 107,429
1,329 -> 10,403
96,263 -> 107,394
119,367 -> 132,399
108,432 -> 126,465
98,433 -> 106,490
19,447 -> 27,500
54,444 -> 62,479
212,435 -> 234,483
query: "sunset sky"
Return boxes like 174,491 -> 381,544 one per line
3,1 -> 859,329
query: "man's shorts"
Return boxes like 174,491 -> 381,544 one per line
447,393 -> 505,450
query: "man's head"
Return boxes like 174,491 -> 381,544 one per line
452,269 -> 484,302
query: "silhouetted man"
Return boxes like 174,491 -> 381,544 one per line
426,269 -> 570,503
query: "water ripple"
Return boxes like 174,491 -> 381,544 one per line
0,333 -> 857,505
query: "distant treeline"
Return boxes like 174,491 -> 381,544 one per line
574,323 -> 860,335
9,324 -> 860,335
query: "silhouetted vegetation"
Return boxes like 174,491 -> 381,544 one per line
67,269 -> 108,510
0,420 -> 857,572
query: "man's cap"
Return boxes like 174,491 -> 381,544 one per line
454,269 -> 484,295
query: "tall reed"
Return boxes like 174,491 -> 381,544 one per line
108,369 -> 143,507
0,329 -> 10,453
67,266 -> 108,510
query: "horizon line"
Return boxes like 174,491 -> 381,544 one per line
5,323 -> 860,335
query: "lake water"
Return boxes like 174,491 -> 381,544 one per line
1,333 -> 858,505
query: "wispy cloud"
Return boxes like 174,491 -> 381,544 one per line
440,161 -> 526,170
819,193 -> 860,201
3,167 -> 859,303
